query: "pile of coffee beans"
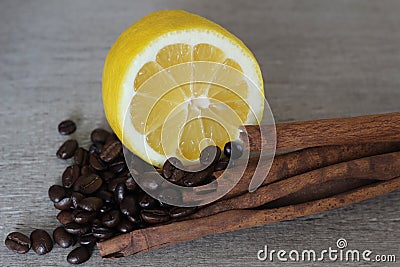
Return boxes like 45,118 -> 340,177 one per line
5,119 -> 243,264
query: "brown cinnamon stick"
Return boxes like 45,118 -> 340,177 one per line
188,151 -> 400,219
243,112 -> 400,152
218,142 -> 400,200
98,177 -> 400,258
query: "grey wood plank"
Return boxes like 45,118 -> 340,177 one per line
0,0 -> 399,266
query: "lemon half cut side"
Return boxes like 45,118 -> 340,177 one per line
103,10 -> 265,167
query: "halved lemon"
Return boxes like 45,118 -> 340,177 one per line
102,10 -> 264,167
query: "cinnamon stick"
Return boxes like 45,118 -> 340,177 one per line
98,177 -> 400,258
188,151 -> 400,219
243,112 -> 400,152
217,142 -> 400,200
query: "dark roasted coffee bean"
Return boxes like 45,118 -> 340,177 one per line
126,214 -> 141,224
224,141 -> 243,159
114,183 -> 126,204
107,177 -> 127,192
116,218 -> 136,233
100,140 -> 122,163
89,153 -> 106,171
140,171 -> 162,191
80,165 -> 92,175
62,165 -> 80,188
89,143 -> 102,155
77,234 -> 97,247
101,210 -> 121,228
125,176 -> 138,191
214,158 -> 230,171
53,226 -> 74,248
141,209 -> 170,224
99,171 -> 115,182
54,197 -> 73,210
90,128 -> 111,144
96,190 -> 114,203
30,229 -> 53,255
162,157 -> 184,179
169,207 -> 197,219
67,246 -> 91,264
57,139 -> 78,159
64,222 -> 90,236
71,192 -> 85,209
74,148 -> 89,166
105,133 -> 118,143
139,194 -> 158,209
74,174 -> 103,194
57,210 -> 74,225
48,185 -> 69,203
99,202 -> 114,214
5,232 -> 31,254
58,120 -> 77,135
92,227 -> 115,239
72,210 -> 97,224
182,168 -> 212,187
78,197 -> 103,212
119,195 -> 138,216
200,145 -> 221,166
109,160 -> 126,174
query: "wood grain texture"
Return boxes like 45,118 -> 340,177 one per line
0,0 -> 399,266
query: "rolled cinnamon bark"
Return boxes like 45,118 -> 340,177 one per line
98,177 -> 400,258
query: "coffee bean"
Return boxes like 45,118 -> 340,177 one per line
77,234 -> 97,247
116,218 -> 136,233
99,171 -> 115,182
101,210 -> 121,228
72,210 -> 97,224
54,197 -> 73,210
100,140 -> 122,163
107,177 -> 127,192
89,153 -> 106,171
119,195 -> 138,216
48,185 -> 69,203
58,120 -> 76,135
126,214 -> 141,224
109,160 -> 126,174
67,246 -> 91,264
214,158 -> 230,171
162,157 -> 184,179
57,139 -> 78,159
5,232 -> 31,254
74,174 -> 103,194
30,229 -> 53,255
200,145 -> 221,166
96,190 -> 114,203
99,202 -> 115,214
182,169 -> 211,187
78,197 -> 103,212
71,192 -> 85,209
169,207 -> 197,219
80,165 -> 92,176
62,165 -> 80,188
140,171 -> 163,191
53,226 -> 74,248
114,183 -> 126,204
92,226 -> 115,239
224,141 -> 243,159
125,176 -> 138,191
139,194 -> 158,209
64,222 -> 90,236
141,209 -> 170,224
89,143 -> 102,155
90,128 -> 111,144
56,210 -> 74,225
74,147 -> 89,166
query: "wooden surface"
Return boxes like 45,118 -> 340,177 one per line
0,0 -> 399,266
